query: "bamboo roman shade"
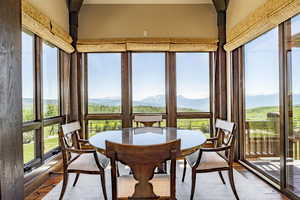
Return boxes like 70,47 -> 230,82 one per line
225,0 -> 300,51
22,0 -> 74,53
77,38 -> 218,52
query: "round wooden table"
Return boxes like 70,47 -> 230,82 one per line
89,127 -> 207,157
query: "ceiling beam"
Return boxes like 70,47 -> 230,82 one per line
212,0 -> 229,12
67,0 -> 84,12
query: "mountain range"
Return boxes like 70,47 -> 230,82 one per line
23,94 -> 300,110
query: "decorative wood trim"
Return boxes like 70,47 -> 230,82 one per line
77,43 -> 127,52
22,0 -> 74,53
77,38 -> 218,52
169,43 -> 218,52
225,0 -> 300,51
127,43 -> 170,51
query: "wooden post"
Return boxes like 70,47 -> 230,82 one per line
0,0 -> 24,199
215,10 -> 227,120
67,1 -> 84,132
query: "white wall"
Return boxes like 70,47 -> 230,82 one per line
27,0 -> 69,33
78,4 -> 217,39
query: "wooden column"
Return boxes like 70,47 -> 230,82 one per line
0,0 -> 24,199
212,0 -> 229,120
67,1 -> 84,124
215,10 -> 227,120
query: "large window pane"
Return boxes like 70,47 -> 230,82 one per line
176,53 -> 210,112
22,32 -> 35,122
88,120 -> 122,137
43,42 -> 59,118
44,124 -> 59,154
286,14 -> 300,195
177,118 -> 210,138
244,27 -> 280,180
132,53 -> 165,113
23,131 -> 35,164
88,53 -> 121,113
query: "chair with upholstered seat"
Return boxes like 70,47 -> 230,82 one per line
134,115 -> 163,127
182,119 -> 239,200
58,121 -> 109,200
106,139 -> 181,200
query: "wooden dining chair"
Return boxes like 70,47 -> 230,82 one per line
181,119 -> 239,200
106,139 -> 181,200
58,121 -> 109,200
134,115 -> 163,127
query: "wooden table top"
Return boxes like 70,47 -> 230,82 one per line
89,127 -> 207,157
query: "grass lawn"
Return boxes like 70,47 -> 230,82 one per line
23,136 -> 58,164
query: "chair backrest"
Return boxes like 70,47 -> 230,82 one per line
134,115 -> 163,127
106,140 -> 181,200
59,121 -> 82,166
215,119 -> 236,162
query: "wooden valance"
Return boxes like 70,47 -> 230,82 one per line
224,0 -> 300,51
77,38 -> 218,52
22,0 -> 74,53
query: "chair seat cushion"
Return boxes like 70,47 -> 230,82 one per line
68,152 -> 109,171
117,175 -> 170,198
186,151 -> 228,170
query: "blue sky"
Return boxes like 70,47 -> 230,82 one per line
87,52 -> 210,100
245,14 -> 300,99
22,32 -> 58,100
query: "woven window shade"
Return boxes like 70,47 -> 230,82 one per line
225,0 -> 300,52
22,0 -> 74,53
77,38 -> 218,52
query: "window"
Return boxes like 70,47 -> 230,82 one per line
132,53 -> 166,113
23,131 -> 35,164
176,53 -> 210,112
43,124 -> 60,154
88,53 -> 121,114
175,53 -> 212,137
22,32 -> 35,122
21,31 -> 64,169
43,42 -> 59,118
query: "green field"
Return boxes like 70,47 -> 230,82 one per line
23,103 -> 300,164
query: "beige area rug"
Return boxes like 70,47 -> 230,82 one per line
43,160 -> 271,200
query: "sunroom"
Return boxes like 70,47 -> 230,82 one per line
0,0 -> 299,199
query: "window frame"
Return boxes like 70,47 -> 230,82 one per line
22,30 -> 65,172
175,52 -> 214,136
83,51 -> 215,138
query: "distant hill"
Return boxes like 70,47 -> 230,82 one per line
23,94 -> 300,110
23,98 -> 58,108
246,94 -> 300,108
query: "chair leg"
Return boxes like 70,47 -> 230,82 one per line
100,171 -> 108,200
72,173 -> 80,187
190,169 -> 196,200
218,171 -> 226,185
117,162 -> 120,177
59,172 -> 69,200
228,168 -> 239,200
182,159 -> 187,182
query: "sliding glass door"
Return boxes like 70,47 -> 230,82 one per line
285,14 -> 300,196
244,27 -> 281,181
238,13 -> 300,199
